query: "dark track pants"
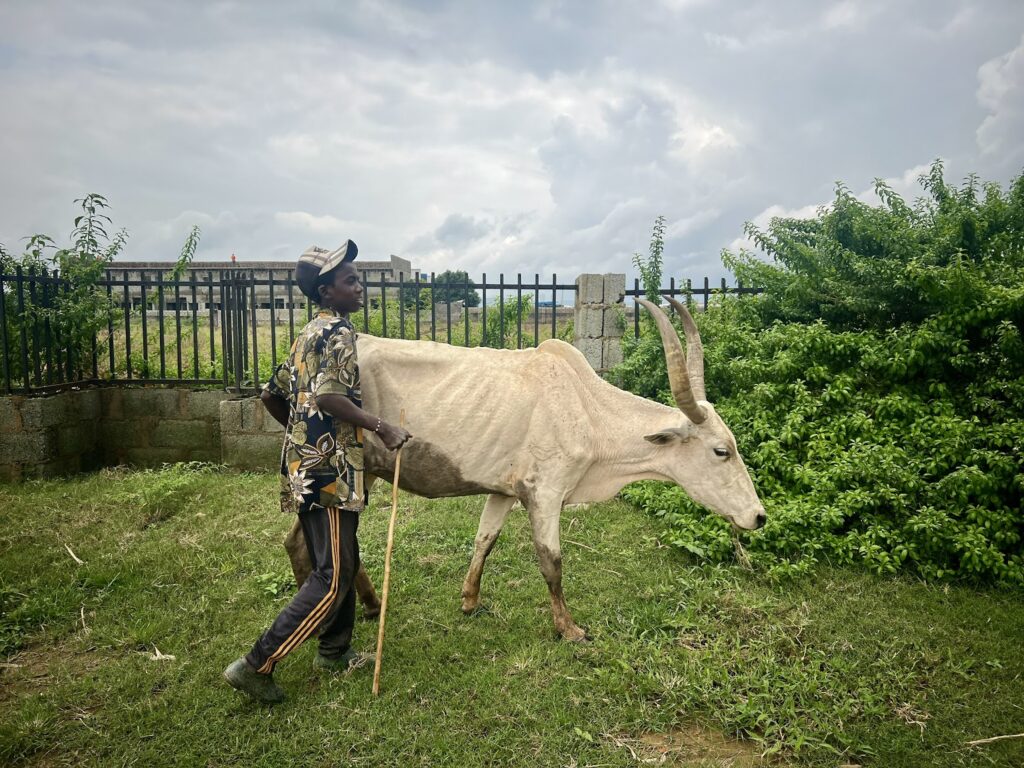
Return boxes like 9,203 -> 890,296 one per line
247,506 -> 360,674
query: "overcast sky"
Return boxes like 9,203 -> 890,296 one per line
1,1 -> 1022,285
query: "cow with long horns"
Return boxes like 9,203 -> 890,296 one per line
284,299 -> 765,641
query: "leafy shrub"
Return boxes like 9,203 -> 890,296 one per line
2,195 -> 202,385
617,165 -> 1024,585
1,195 -> 126,382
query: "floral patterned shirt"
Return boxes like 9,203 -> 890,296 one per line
263,309 -> 365,514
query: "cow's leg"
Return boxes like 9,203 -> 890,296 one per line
461,494 -> 516,613
527,497 -> 587,642
284,517 -> 312,587
354,564 -> 381,618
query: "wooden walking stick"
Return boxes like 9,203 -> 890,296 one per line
373,409 -> 405,696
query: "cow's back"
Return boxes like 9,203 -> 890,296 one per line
354,336 -> 593,498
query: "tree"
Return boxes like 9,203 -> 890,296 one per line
430,270 -> 480,307
723,160 -> 1024,331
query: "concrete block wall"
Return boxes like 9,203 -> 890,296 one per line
0,390 -> 104,481
0,388 -> 232,479
219,396 -> 284,471
100,389 -> 231,467
572,273 -> 626,373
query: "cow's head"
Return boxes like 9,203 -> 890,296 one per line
638,298 -> 766,531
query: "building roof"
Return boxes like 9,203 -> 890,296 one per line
112,255 -> 417,274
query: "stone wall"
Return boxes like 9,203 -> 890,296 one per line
0,388 -> 232,480
219,395 -> 284,471
0,389 -> 103,481
572,273 -> 626,373
100,389 -> 231,468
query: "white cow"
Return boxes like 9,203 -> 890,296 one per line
284,299 -> 765,641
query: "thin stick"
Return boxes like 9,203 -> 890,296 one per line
64,543 -> 84,565
966,733 -> 1024,746
373,409 -> 405,696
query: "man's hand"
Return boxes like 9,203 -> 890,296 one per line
376,422 -> 412,452
260,390 -> 290,428
315,393 -> 413,452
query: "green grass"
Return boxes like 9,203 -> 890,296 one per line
1,465 -> 1022,767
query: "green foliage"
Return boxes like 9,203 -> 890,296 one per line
1,195 -> 126,382
482,295 -> 533,349
619,164 -> 1024,585
724,160 -> 1024,332
614,216 -> 700,400
362,299 -> 421,340
398,283 -> 433,310
254,570 -> 295,599
167,225 -> 201,281
632,214 -> 666,305
1,195 -> 200,385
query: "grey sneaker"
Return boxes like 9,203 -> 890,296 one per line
223,657 -> 286,704
314,648 -> 375,674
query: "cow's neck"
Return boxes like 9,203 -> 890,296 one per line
570,381 -> 690,502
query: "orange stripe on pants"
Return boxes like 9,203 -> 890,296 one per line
256,508 -> 341,673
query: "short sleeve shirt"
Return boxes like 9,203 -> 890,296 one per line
263,309 -> 364,514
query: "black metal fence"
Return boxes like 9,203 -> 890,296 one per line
625,277 -> 763,338
0,267 -> 764,395
0,267 -> 578,395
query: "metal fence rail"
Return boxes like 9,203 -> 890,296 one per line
0,268 -> 579,395
1,267 -> 765,395
625,277 -> 763,339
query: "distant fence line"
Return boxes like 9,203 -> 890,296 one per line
0,266 -> 762,395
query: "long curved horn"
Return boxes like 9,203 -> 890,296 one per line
664,297 -> 706,401
637,299 -> 707,424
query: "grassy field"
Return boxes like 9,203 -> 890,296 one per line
1,465 -> 1022,767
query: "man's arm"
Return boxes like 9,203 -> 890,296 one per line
260,389 -> 290,428
315,393 -> 411,451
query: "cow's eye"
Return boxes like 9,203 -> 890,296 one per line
713,447 -> 730,458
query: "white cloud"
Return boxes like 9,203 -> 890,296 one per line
726,202 -> 824,255
976,34 -> 1024,159
273,211 -> 353,235
821,1 -> 868,31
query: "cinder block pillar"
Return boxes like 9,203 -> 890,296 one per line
572,273 -> 625,374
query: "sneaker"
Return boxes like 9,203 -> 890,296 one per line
223,657 -> 286,704
314,648 -> 375,674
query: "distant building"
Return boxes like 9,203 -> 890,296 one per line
108,255 -> 418,310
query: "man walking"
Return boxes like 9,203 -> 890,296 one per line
224,240 -> 411,704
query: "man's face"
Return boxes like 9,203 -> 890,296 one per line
319,263 -> 363,315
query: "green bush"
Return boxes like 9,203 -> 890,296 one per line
617,164 -> 1024,585
1,195 -> 126,383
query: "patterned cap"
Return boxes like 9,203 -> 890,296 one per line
295,240 -> 358,300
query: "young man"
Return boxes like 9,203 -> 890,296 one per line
224,240 -> 411,704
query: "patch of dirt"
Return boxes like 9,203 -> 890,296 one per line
0,636 -> 110,705
608,724 -> 766,767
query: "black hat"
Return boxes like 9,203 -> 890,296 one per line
295,240 -> 358,301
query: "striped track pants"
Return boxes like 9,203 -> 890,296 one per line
247,506 -> 359,674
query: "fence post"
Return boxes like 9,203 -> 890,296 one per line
572,273 -> 625,374
0,270 -> 10,394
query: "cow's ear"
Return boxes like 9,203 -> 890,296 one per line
644,426 -> 696,445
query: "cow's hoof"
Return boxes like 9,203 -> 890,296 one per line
460,595 -> 480,614
560,625 -> 590,643
362,603 -> 381,619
